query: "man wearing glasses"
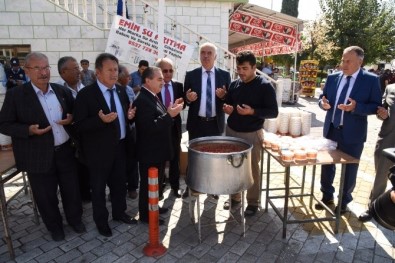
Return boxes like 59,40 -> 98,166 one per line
155,58 -> 184,198
0,52 -> 85,241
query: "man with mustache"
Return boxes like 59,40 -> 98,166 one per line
0,52 -> 84,241
56,56 -> 91,202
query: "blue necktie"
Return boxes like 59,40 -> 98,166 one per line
333,76 -> 351,128
109,89 -> 121,139
206,71 -> 212,117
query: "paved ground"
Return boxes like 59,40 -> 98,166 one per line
0,93 -> 394,263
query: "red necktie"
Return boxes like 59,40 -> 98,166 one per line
164,83 -> 171,108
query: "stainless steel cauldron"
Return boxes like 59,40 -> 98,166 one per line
186,136 -> 253,195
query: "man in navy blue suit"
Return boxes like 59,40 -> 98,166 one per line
316,46 -> 382,214
182,42 -> 231,198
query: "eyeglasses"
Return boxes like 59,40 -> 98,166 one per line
162,69 -> 173,74
25,66 -> 51,72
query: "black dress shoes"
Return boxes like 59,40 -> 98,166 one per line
223,199 -> 241,210
71,222 -> 86,234
172,188 -> 182,198
334,205 -> 349,215
51,228 -> 65,241
315,199 -> 335,210
113,214 -> 138,225
359,210 -> 373,222
182,188 -> 189,199
97,224 -> 112,237
210,194 -> 219,200
159,207 -> 169,214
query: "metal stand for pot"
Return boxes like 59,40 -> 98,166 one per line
188,190 -> 246,243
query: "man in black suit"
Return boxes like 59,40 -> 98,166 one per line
183,42 -> 231,198
0,52 -> 85,241
155,58 -> 184,198
73,53 -> 137,237
133,66 -> 183,225
57,56 -> 91,202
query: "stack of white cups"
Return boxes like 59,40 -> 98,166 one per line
300,111 -> 312,135
289,116 -> 302,137
277,109 -> 290,134
264,118 -> 278,134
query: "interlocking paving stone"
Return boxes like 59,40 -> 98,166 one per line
54,248 -> 82,263
69,251 -> 97,263
90,252 -> 119,263
59,237 -> 85,252
113,253 -> 137,263
216,251 -> 240,263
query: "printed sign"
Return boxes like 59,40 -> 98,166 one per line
105,16 -> 194,76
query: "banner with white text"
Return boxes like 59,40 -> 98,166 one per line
105,15 -> 194,78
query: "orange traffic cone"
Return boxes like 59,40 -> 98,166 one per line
143,167 -> 167,257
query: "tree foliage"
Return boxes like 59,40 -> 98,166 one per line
281,0 -> 300,18
301,18 -> 340,66
319,0 -> 395,64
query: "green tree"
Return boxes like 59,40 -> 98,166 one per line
281,0 -> 300,18
276,0 -> 301,75
301,17 -> 340,66
319,0 -> 395,64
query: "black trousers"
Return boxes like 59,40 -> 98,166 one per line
169,125 -> 181,190
138,162 -> 165,221
28,141 -> 82,232
88,140 -> 128,227
77,160 -> 91,199
188,118 -> 221,140
126,127 -> 139,191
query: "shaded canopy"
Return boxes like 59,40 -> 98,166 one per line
229,3 -> 304,56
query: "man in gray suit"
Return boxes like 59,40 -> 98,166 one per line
359,83 -> 395,221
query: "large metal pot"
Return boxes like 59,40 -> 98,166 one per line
186,136 -> 253,195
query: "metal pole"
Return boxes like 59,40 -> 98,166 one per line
292,25 -> 299,104
157,0 -> 165,58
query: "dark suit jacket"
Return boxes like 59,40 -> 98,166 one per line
133,87 -> 173,163
157,80 -> 184,142
0,82 -> 74,173
319,70 -> 382,144
184,67 -> 231,134
73,83 -> 132,166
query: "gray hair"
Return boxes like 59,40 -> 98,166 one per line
57,56 -> 77,74
25,52 -> 48,66
344,46 -> 364,60
199,42 -> 217,56
155,57 -> 174,69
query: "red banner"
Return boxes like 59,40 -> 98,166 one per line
230,41 -> 302,56
230,11 -> 301,52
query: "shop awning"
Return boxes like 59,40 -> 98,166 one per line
229,3 -> 305,56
